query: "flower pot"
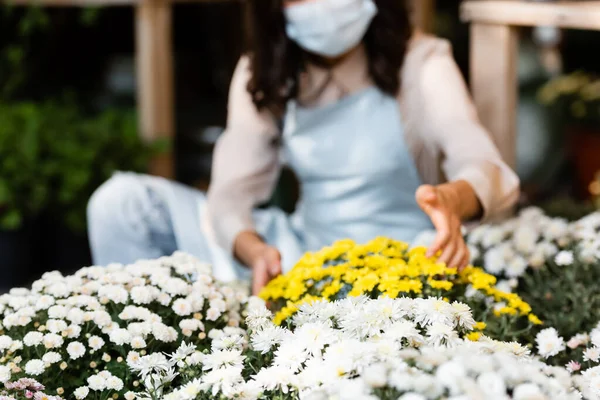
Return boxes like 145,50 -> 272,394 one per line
0,225 -> 35,292
568,126 -> 600,199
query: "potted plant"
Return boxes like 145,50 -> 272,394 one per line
0,102 -> 52,290
537,71 -> 600,198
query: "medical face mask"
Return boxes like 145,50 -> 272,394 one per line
284,0 -> 378,58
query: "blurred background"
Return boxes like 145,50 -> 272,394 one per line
1,0 -> 599,291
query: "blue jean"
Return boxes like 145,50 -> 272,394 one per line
87,172 -> 180,265
87,172 -> 303,282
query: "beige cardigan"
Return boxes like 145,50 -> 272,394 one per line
206,34 -> 520,254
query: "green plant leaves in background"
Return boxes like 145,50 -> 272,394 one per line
0,100 -> 165,232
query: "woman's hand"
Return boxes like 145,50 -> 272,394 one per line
234,231 -> 282,295
416,183 -> 476,270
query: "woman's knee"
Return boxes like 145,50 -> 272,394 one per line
87,173 -> 149,231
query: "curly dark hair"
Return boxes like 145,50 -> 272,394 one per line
243,0 -> 413,116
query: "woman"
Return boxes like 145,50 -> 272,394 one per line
87,0 -> 519,294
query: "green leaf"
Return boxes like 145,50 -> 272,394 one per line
0,209 -> 22,230
80,7 -> 102,26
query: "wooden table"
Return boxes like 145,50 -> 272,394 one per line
461,0 -> 600,169
7,0 -> 436,178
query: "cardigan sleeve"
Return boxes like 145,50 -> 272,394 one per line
417,40 -> 520,221
206,56 -> 281,254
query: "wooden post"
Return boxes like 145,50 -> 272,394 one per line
135,0 -> 175,178
413,0 -> 436,33
469,23 -> 519,169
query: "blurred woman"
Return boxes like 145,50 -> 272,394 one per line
88,0 -> 519,293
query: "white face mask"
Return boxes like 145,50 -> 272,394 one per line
284,0 -> 378,58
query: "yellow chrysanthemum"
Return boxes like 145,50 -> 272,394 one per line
528,314 -> 543,325
261,237 -> 537,331
428,279 -> 454,291
474,322 -> 487,331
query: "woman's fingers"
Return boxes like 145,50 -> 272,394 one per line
251,259 -> 268,295
416,185 -> 438,215
448,242 -> 469,269
437,236 -> 457,265
265,247 -> 282,276
426,209 -> 454,257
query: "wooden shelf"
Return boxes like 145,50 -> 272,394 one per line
461,1 -> 600,31
5,0 -> 237,6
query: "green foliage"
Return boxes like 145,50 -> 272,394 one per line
0,100 -> 166,232
0,102 -> 51,230
537,71 -> 600,129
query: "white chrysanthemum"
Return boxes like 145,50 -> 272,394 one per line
528,250 -> 546,269
131,286 -> 155,305
513,383 -> 544,400
157,293 -> 172,306
48,305 -> 68,319
513,225 -> 539,255
505,256 -> 528,278
179,318 -> 202,332
74,386 -> 90,399
536,328 -> 565,358
538,241 -> 559,258
591,329 -> 600,349
382,320 -> 424,347
413,298 -> 454,328
251,326 -> 287,354
362,363 -> 388,388
87,374 -> 107,391
24,331 -> 44,347
253,365 -> 297,393
584,347 -> 600,363
481,226 -> 506,248
35,295 -> 55,310
202,349 -> 246,371
92,311 -> 113,328
159,277 -> 190,297
555,250 -> 574,266
151,322 -> 178,343
128,322 -> 153,338
24,359 -> 45,376
294,322 -> 338,356
483,247 -> 506,275
397,394 -> 427,400
88,335 -> 105,351
43,333 -> 64,349
124,391 -> 136,400
42,351 -> 62,364
106,376 -> 124,391
451,302 -> 476,330
131,336 -> 147,349
273,341 -> 310,373
109,328 -> 132,345
206,308 -> 222,321
129,352 -> 170,379
67,341 -> 86,360
65,324 -> 82,339
127,351 -> 141,365
9,340 -> 22,353
212,333 -> 246,352
0,365 -> 11,383
67,308 -> 85,325
426,323 -> 459,347
98,284 -> 129,304
0,335 -> 13,350
209,298 -> 227,313
172,298 -> 193,316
